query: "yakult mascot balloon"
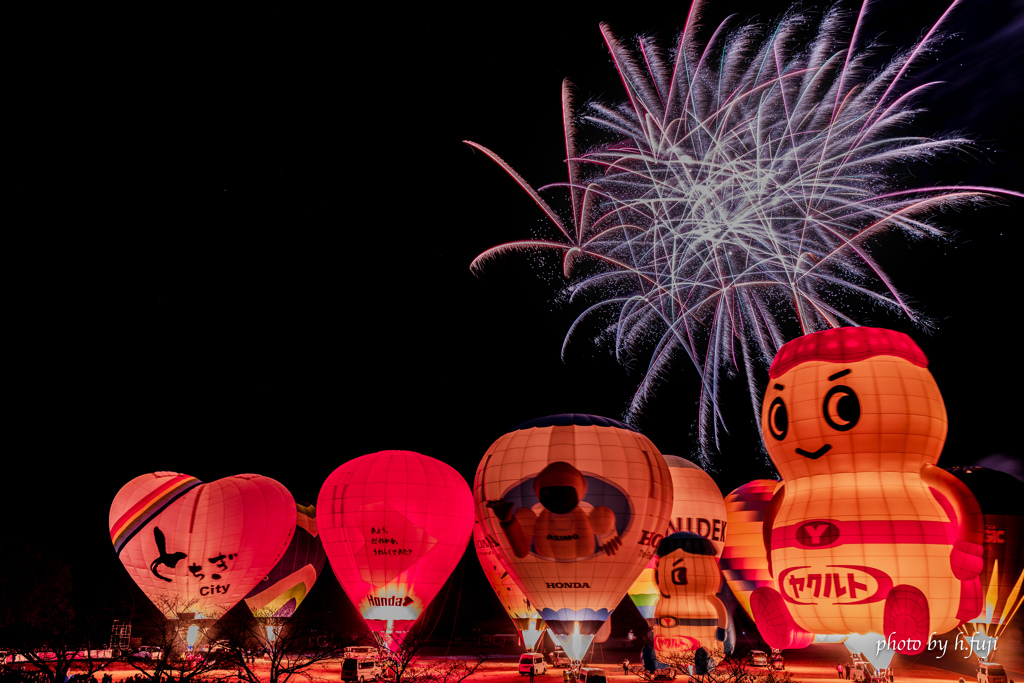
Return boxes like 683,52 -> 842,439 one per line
653,532 -> 734,662
750,327 -> 984,653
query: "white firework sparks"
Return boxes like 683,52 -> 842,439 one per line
467,0 -> 1022,460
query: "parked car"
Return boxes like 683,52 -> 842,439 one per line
344,646 -> 379,658
342,656 -> 382,682
134,646 -> 163,659
520,652 -> 547,676
977,662 -> 1007,683
549,650 -> 570,668
748,651 -> 768,667
770,653 -> 785,670
578,668 -> 607,683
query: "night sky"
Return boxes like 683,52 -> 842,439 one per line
7,0 -> 1022,639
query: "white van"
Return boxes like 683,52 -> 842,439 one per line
978,662 -> 1007,683
578,668 -> 607,683
342,657 -> 382,682
519,652 -> 547,676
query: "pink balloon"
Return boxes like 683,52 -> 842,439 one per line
110,472 -> 297,620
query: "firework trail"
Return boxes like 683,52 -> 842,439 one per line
466,0 -> 1022,461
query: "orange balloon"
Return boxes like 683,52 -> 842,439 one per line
751,328 -> 984,654
473,520 -> 547,650
719,479 -> 780,621
475,414 -> 673,661
653,533 -> 732,660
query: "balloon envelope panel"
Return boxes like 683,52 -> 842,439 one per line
473,520 -> 546,647
475,415 -> 673,659
110,472 -> 297,620
318,451 -> 474,639
243,501 -> 327,618
719,479 -> 780,620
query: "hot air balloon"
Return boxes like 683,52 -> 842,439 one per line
318,451 -> 474,650
110,472 -> 297,649
948,466 -> 1024,660
473,520 -> 546,650
243,501 -> 326,642
628,456 -> 727,628
751,327 -> 985,654
719,480 -> 780,623
475,414 -> 673,662
652,533 -> 733,663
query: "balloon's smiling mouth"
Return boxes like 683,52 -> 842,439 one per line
796,444 -> 832,459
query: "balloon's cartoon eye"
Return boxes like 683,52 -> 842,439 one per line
767,397 -> 788,440
823,385 -> 860,431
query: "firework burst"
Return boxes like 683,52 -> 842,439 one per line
467,0 -> 1022,461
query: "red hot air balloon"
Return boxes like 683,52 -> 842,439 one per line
751,327 -> 985,654
110,472 -> 297,624
318,451 -> 474,649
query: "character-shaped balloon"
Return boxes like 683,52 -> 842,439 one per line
476,414 -> 673,661
751,327 -> 985,653
629,456 -> 727,627
110,472 -> 297,621
243,501 -> 326,628
948,466 -> 1024,659
653,533 -> 733,661
473,520 -> 547,650
318,451 -> 474,649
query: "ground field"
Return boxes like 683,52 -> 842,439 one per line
26,642 -> 1020,683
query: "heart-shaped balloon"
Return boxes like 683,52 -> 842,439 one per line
110,472 -> 296,620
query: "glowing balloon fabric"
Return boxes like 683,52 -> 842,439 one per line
318,451 -> 474,643
653,533 -> 733,661
628,456 -> 727,624
751,327 -> 984,653
473,520 -> 546,650
719,480 -> 780,621
243,501 -> 326,619
949,466 -> 1024,657
475,414 -> 673,660
110,472 -> 297,620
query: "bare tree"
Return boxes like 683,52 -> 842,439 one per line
0,549 -> 111,683
635,648 -> 796,683
376,628 -> 488,683
217,608 -> 351,683
121,597 -> 231,683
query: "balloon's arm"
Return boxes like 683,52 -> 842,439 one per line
496,506 -> 534,558
590,506 -> 622,555
712,594 -> 729,630
921,463 -> 984,579
763,483 -> 785,578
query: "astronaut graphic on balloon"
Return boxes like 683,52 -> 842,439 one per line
751,327 -> 984,654
488,461 -> 623,560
